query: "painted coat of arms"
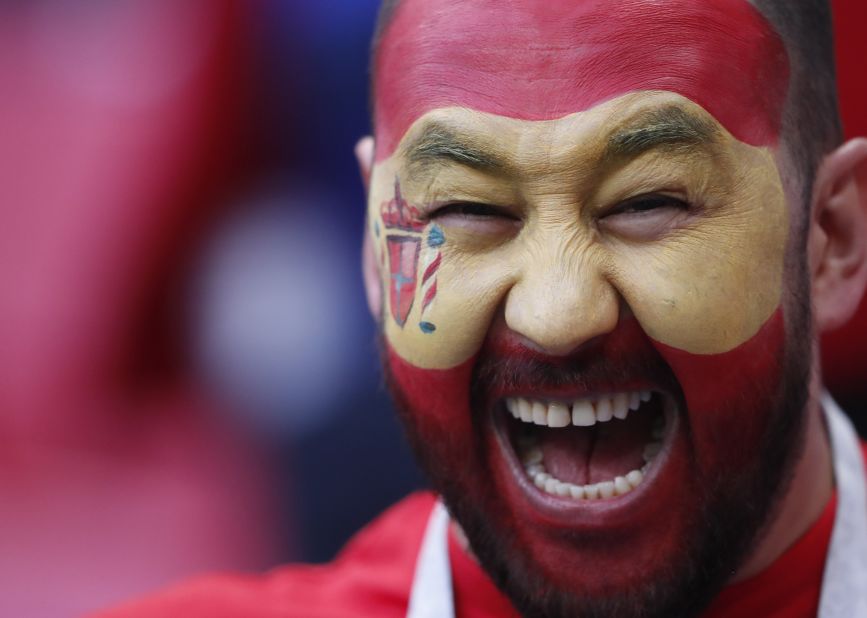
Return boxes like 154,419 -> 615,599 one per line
379,179 -> 442,331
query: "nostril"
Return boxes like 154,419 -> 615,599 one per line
508,330 -> 612,360
484,313 -> 615,363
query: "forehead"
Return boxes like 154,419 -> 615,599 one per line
374,0 -> 789,162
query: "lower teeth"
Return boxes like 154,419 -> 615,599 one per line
520,408 -> 667,501
526,462 -> 646,500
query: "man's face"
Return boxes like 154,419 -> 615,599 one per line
367,0 -> 809,615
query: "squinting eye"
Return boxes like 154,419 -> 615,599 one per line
430,202 -> 521,235
598,193 -> 691,240
431,202 -> 516,220
608,194 -> 690,215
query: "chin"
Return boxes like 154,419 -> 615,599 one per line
383,304 -> 811,618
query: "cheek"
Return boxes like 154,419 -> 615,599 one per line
382,249 -> 512,368
652,307 -> 787,465
610,148 -> 789,356
615,238 -> 783,354
371,172 -> 515,370
386,343 -> 477,452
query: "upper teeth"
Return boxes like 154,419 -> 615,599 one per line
505,391 -> 651,428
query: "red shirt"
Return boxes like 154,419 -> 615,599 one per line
448,495 -> 838,618
98,443 -> 866,618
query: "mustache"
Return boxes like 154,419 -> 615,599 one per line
471,322 -> 681,404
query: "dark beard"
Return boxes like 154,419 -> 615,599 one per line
383,283 -> 812,618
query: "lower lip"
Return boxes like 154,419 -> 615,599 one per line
491,396 -> 685,530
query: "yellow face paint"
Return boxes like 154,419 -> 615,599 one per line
369,92 -> 788,370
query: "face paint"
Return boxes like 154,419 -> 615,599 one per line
369,0 -> 800,612
379,178 -> 446,333
374,0 -> 789,161
373,95 -> 788,369
386,303 -> 807,615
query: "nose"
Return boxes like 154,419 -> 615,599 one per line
504,246 -> 619,357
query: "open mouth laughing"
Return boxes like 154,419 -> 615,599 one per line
496,389 -> 679,506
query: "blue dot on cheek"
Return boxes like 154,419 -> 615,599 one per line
419,321 -> 437,334
427,225 -> 445,248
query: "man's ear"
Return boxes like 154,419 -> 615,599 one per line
357,136 -> 382,321
362,227 -> 383,321
356,136 -> 375,193
809,137 -> 867,333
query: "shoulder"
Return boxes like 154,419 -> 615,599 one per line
93,492 -> 438,618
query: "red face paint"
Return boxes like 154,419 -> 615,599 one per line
374,0 -> 789,161
387,305 -> 799,606
655,308 -> 786,422
375,0 -> 800,608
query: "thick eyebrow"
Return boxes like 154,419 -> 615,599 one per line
401,122 -> 507,176
603,106 -> 720,162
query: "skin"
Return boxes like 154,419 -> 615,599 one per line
374,96 -> 788,367
373,0 -> 789,161
358,0 -> 867,612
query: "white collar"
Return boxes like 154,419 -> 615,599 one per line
407,396 -> 867,617
818,394 -> 867,616
406,499 -> 453,618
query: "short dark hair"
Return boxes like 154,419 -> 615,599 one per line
370,0 -> 843,210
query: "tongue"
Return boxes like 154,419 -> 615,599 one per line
540,409 -> 653,485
